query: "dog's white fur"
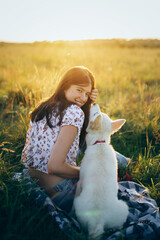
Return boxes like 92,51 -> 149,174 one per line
73,104 -> 128,238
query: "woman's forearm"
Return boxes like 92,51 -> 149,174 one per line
48,161 -> 80,178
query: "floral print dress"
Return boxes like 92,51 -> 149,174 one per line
21,104 -> 84,173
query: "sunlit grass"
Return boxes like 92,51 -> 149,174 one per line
0,39 -> 160,239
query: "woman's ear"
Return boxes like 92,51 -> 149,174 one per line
111,119 -> 126,133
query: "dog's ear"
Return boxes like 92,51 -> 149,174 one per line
111,119 -> 126,134
88,115 -> 102,130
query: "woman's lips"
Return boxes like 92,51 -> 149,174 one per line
75,100 -> 84,107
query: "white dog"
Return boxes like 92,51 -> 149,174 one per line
73,103 -> 128,238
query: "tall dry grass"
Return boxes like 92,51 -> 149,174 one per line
0,39 -> 160,239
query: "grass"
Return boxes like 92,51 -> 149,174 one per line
0,39 -> 160,239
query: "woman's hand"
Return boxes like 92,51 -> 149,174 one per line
90,88 -> 98,103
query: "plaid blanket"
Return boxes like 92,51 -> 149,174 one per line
13,170 -> 160,240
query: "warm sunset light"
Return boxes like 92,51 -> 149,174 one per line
1,0 -> 160,238
0,0 -> 160,42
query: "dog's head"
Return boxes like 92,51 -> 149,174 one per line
86,103 -> 126,145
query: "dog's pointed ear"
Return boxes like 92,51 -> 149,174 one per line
88,115 -> 102,131
111,119 -> 126,133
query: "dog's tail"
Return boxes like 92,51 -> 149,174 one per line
88,220 -> 104,239
74,199 -> 105,238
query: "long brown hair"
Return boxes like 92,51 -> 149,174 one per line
31,66 -> 95,147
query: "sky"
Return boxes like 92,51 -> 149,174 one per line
0,0 -> 160,42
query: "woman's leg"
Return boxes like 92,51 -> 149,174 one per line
28,168 -> 78,212
52,178 -> 78,212
116,151 -> 131,169
28,167 -> 64,197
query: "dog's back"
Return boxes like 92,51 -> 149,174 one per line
80,144 -> 118,197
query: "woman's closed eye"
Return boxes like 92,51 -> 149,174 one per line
77,88 -> 90,97
86,92 -> 90,97
77,88 -> 83,93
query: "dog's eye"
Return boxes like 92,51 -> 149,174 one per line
93,112 -> 99,116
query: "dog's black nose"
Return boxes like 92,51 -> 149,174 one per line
93,103 -> 96,106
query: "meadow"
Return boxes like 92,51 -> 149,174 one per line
0,39 -> 160,239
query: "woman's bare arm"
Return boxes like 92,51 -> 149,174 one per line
47,125 -> 80,178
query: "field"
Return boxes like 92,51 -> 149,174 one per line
0,39 -> 160,239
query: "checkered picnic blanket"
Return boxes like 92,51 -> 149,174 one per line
13,170 -> 160,240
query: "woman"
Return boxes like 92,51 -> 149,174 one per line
21,66 -> 98,210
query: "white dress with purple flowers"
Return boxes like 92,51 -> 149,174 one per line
21,104 -> 84,173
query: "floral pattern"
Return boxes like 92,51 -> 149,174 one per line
21,104 -> 84,173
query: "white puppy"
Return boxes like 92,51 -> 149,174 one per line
73,104 -> 128,238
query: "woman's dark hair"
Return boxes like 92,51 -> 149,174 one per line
30,66 -> 95,147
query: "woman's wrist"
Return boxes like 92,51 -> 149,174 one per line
48,162 -> 80,178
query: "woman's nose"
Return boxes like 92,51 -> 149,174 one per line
80,92 -> 87,101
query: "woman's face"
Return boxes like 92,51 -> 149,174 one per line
64,84 -> 92,107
